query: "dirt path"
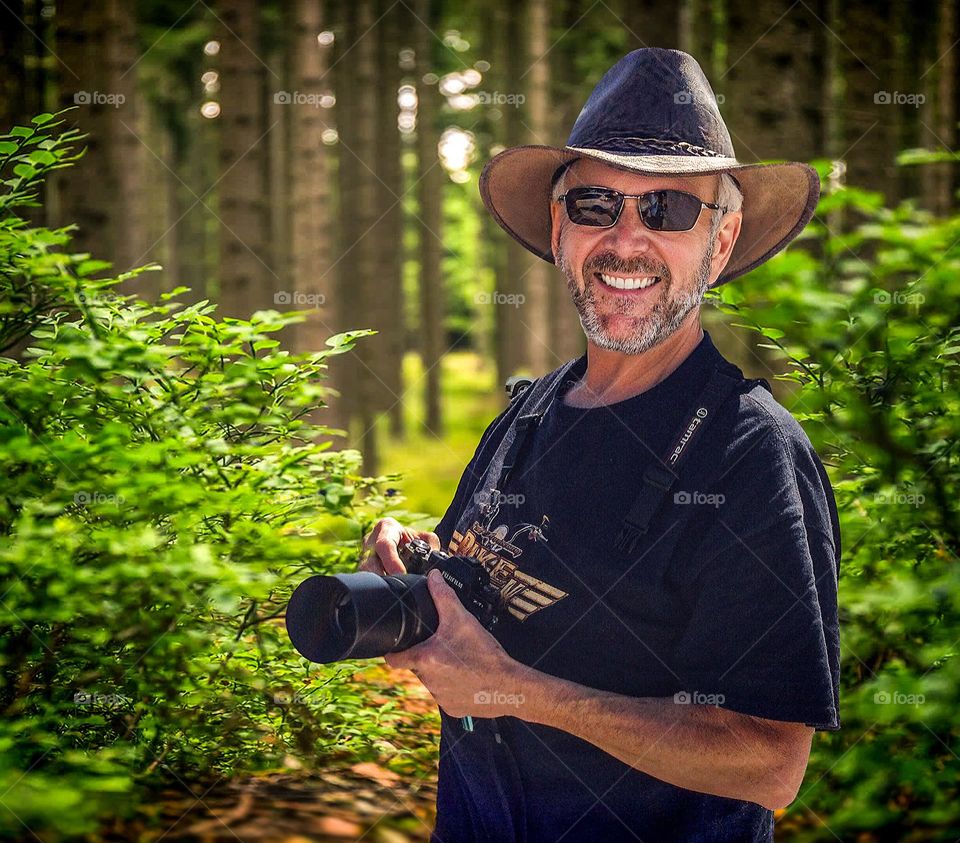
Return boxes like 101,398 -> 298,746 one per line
105,667 -> 440,842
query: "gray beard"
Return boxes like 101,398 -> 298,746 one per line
559,238 -> 715,356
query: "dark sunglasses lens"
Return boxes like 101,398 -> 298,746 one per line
565,189 -> 622,226
640,190 -> 702,231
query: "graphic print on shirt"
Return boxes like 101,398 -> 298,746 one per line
447,488 -> 568,622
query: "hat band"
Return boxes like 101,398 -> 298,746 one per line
570,136 -> 729,158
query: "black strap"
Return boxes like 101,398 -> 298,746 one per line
613,366 -> 742,555
495,359 -> 580,493
494,360 -> 762,555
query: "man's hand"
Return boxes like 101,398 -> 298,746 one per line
359,517 -> 440,575
384,569 -> 524,719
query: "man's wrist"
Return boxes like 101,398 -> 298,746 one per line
508,661 -> 575,727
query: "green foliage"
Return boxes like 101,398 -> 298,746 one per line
710,161 -> 960,840
0,113 -> 427,839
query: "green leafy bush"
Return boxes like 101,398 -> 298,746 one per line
0,113 -> 425,839
713,165 -> 960,840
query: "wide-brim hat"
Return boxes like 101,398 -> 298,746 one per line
479,48 -> 820,286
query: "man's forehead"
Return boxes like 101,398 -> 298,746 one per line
562,157 -> 716,195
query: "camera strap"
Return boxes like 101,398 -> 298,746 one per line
496,359 -> 581,493
613,365 -> 747,554
485,357 -> 772,556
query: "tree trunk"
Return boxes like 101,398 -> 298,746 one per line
497,0 -> 531,383
723,1 -> 822,164
838,0 -> 902,203
415,0 -> 445,438
522,0 -> 553,374
340,0 -> 381,472
927,0 -> 956,214
376,0 -> 407,437
549,0 -> 591,364
216,0 -> 272,319
284,0 -> 343,430
622,0 -> 680,48
54,0 -> 149,287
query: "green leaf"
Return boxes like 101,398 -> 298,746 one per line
27,150 -> 56,166
13,162 -> 36,179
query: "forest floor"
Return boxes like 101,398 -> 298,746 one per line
106,666 -> 440,843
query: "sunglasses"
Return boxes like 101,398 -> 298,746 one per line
557,186 -> 727,232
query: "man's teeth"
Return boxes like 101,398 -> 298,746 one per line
599,273 -> 660,290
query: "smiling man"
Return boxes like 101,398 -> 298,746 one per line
361,48 -> 841,842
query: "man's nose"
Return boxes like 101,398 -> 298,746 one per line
601,199 -> 655,253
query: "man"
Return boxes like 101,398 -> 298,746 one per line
361,48 -> 840,842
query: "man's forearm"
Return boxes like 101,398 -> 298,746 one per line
510,664 -> 800,810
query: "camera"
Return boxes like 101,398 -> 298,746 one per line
285,538 -> 506,664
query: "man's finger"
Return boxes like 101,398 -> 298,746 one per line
375,534 -> 406,574
427,569 -> 466,620
357,555 -> 384,575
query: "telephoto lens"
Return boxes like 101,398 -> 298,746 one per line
285,570 -> 439,663
285,539 -> 502,665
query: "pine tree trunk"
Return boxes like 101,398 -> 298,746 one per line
549,0 -> 590,364
55,0 -> 149,284
723,0 -> 822,163
621,0 -> 680,48
343,0 -> 381,472
376,0 -> 407,437
285,0 -> 345,432
415,0 -> 445,438
838,0 -> 901,203
930,0 -> 956,214
523,0 -> 553,374
498,0 -> 531,382
216,0 -> 272,319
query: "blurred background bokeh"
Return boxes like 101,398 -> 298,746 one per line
2,0 -> 956,488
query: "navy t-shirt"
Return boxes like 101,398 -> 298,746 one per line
429,330 -> 841,843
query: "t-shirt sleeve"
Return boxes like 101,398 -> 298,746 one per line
673,402 -> 841,731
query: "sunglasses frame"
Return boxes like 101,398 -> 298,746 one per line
557,186 -> 728,232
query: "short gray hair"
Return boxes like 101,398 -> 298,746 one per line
716,172 -> 743,214
708,172 -> 743,241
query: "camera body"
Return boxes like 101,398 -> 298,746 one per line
285,538 -> 505,664
400,538 -> 503,632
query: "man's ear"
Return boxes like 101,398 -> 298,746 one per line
550,198 -> 564,260
710,211 -> 743,286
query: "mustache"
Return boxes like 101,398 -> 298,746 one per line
584,252 -> 668,279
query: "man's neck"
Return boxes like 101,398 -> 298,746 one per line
564,316 -> 704,409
